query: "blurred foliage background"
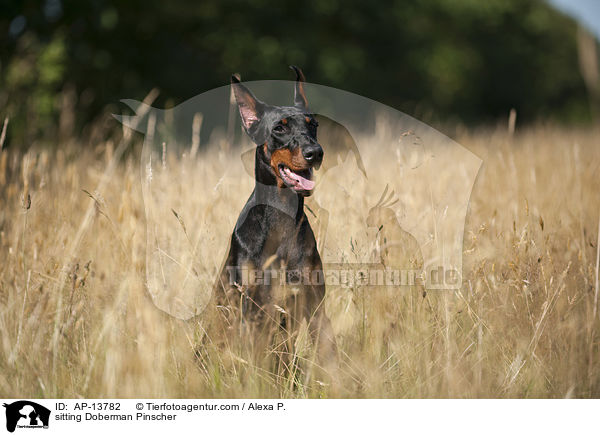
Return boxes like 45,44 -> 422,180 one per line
0,0 -> 598,148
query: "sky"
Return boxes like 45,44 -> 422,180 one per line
548,0 -> 600,40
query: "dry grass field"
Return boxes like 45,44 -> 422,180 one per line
0,123 -> 599,398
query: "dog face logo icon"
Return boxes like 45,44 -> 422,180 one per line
3,401 -> 50,433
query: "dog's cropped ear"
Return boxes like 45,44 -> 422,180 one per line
290,65 -> 308,110
231,75 -> 265,132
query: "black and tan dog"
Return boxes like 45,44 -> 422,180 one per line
214,67 -> 337,367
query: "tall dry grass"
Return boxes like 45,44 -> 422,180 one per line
0,124 -> 599,398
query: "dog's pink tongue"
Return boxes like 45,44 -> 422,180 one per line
286,169 -> 315,190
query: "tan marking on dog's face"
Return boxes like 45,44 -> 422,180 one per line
281,118 -> 287,125
270,148 -> 309,187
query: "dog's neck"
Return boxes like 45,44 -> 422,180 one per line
254,146 -> 304,222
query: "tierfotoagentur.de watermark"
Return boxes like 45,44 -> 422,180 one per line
116,78 -> 480,320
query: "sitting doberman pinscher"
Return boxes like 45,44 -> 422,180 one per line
215,66 -> 337,367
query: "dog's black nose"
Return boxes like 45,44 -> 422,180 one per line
302,144 -> 323,165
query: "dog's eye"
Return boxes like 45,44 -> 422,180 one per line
273,124 -> 287,133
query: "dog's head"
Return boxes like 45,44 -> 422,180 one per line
231,66 -> 323,196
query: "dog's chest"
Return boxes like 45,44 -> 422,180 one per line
262,215 -> 308,268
